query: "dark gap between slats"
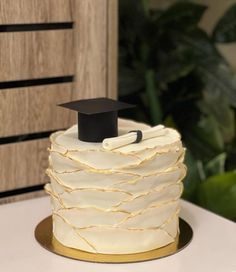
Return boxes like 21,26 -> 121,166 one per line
0,76 -> 74,89
0,184 -> 45,198
0,22 -> 73,32
0,129 -> 66,145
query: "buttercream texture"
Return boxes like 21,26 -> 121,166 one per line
45,119 -> 186,254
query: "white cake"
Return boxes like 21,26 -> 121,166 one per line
45,118 -> 186,254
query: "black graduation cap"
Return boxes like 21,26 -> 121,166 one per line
59,97 -> 135,142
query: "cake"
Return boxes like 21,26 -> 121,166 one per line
45,113 -> 186,254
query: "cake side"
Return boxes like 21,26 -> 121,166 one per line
45,118 -> 186,254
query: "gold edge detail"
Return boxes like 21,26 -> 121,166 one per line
34,216 -> 193,263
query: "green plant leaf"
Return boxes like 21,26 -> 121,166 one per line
182,113 -> 225,163
156,2 -> 207,30
200,62 -> 236,109
163,115 -> 176,128
145,69 -> 162,124
184,131 -> 216,162
205,153 -> 226,177
226,138 -> 236,171
213,4 -> 236,43
119,0 -> 147,30
156,48 -> 195,85
193,115 -> 224,153
182,149 -> 202,200
141,0 -> 150,18
119,66 -> 145,96
172,28 -> 236,107
119,0 -> 149,61
197,171 -> 236,220
198,91 -> 235,143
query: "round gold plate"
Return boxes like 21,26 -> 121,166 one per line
35,216 -> 193,263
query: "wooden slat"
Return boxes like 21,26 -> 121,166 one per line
0,30 -> 74,82
107,0 -> 118,99
74,0 -> 108,98
0,83 -> 76,137
0,190 -> 46,205
0,139 -> 49,192
0,0 -> 74,24
74,0 -> 118,99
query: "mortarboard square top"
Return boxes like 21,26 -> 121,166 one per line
59,98 -> 135,143
59,97 -> 133,115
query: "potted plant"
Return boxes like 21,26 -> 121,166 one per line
119,0 -> 236,221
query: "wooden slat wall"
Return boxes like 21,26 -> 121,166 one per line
0,0 -> 74,24
0,139 -> 49,191
75,0 -> 108,98
0,30 -> 74,81
74,0 -> 118,99
107,0 -> 118,99
0,83 -> 75,136
0,0 -> 118,204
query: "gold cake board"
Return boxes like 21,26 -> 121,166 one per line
35,216 -> 193,263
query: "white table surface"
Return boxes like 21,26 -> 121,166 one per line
0,196 -> 235,272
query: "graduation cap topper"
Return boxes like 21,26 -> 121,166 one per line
59,98 -> 135,142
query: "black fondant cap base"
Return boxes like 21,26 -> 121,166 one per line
59,98 -> 135,142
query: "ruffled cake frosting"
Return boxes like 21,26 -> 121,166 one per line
45,118 -> 186,254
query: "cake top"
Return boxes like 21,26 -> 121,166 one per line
50,118 -> 181,155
